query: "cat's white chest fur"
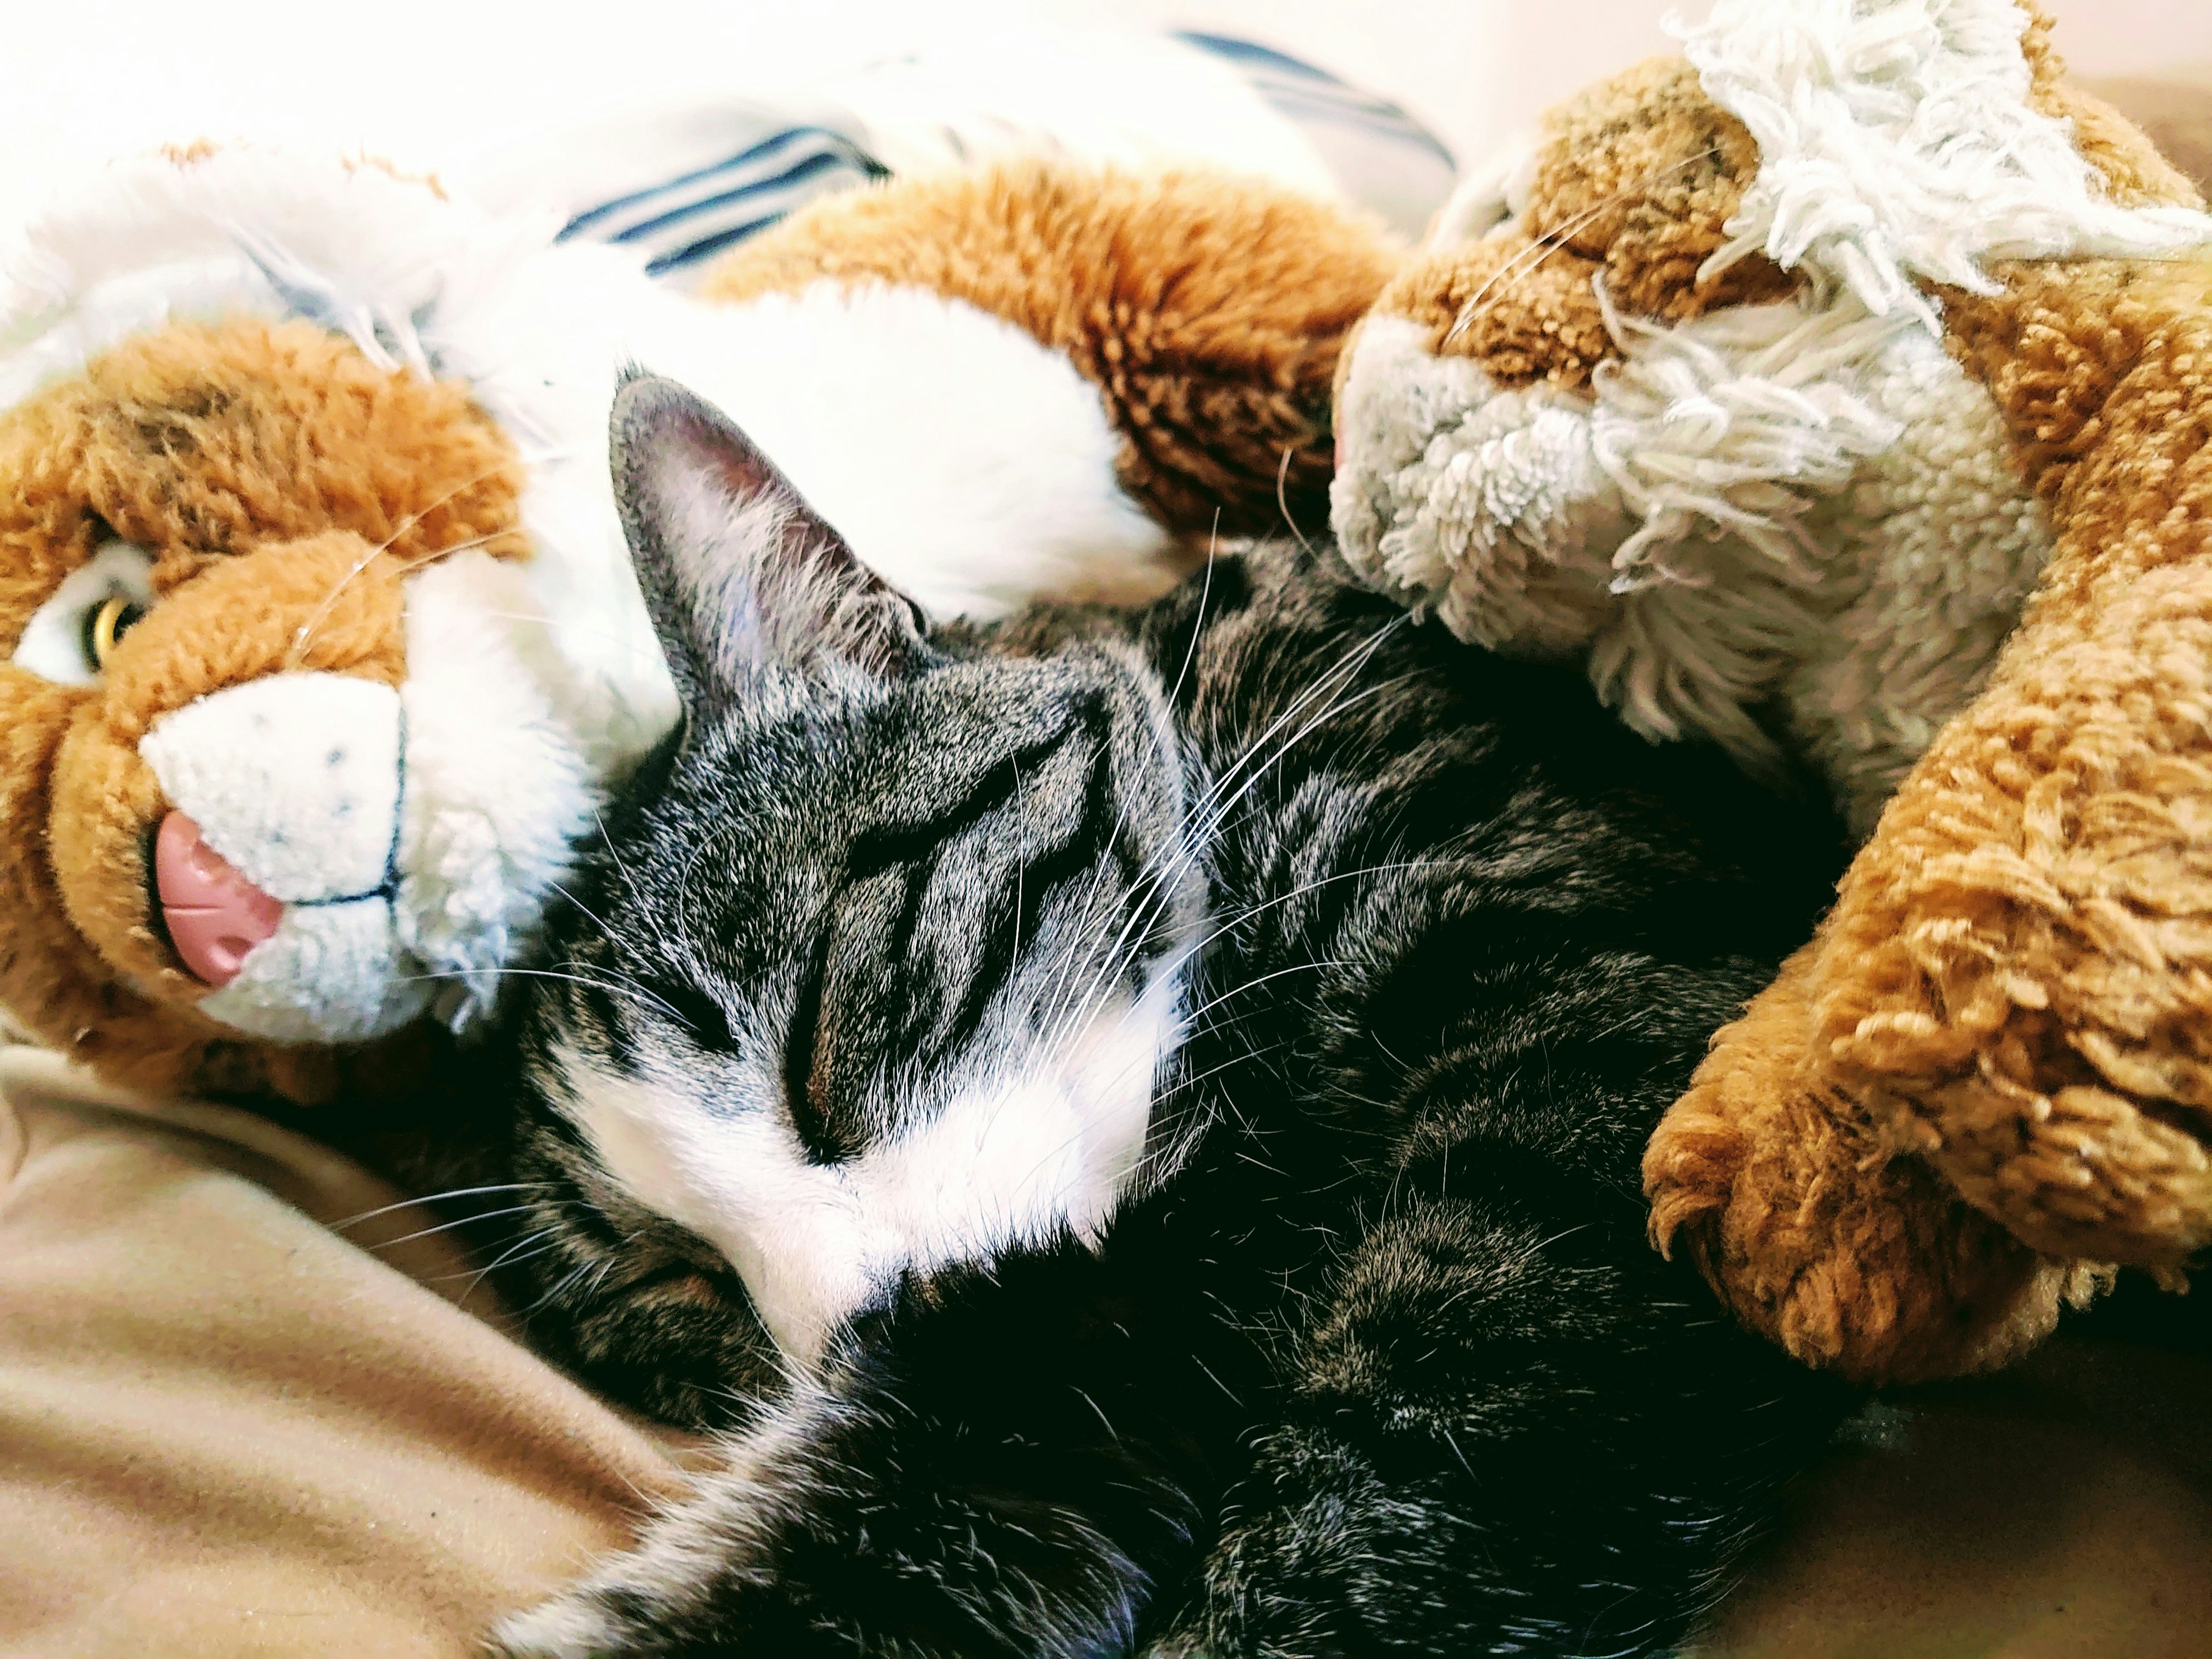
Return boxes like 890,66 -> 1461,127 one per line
558,957 -> 1188,1366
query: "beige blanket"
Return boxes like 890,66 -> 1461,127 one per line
0,1048 -> 696,1657
3,1045 -> 2207,1658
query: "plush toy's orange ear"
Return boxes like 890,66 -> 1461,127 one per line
1517,56 -> 1798,321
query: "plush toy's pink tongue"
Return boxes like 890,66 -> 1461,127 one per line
155,810 -> 283,987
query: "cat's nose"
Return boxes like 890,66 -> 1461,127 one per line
154,810 -> 285,985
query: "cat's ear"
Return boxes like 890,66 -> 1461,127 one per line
609,372 -> 928,710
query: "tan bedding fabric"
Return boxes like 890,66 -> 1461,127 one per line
2,1042 -> 2208,1658
0,1047 -> 694,1658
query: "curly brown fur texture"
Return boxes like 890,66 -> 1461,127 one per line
1399,33 -> 2196,416
0,319 -> 524,1099
1648,252 -> 2212,1377
1524,57 -> 1799,324
700,162 -> 1399,541
1345,58 -> 1799,486
1645,944 -> 2101,1382
1375,235 -> 1616,392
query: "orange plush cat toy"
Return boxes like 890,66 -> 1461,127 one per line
1327,0 -> 2212,1380
0,147 -> 1393,1105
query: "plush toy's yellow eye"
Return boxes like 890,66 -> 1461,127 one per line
85,593 -> 146,669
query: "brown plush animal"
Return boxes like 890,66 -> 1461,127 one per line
0,148 -> 1392,1105
1327,0 -> 2212,1380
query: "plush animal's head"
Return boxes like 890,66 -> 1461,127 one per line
1330,0 -> 2210,832
0,151 -> 678,1098
1,317 -> 544,1094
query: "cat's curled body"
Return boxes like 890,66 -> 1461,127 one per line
479,377 -> 1853,1659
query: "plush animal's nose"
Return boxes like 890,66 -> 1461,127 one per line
154,810 -> 285,986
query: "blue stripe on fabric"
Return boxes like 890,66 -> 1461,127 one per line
1174,30 -> 1455,169
1253,85 -> 1457,164
644,209 -> 809,276
1172,31 -> 1349,85
626,173 -> 866,268
558,126 -> 887,243
608,148 -> 868,245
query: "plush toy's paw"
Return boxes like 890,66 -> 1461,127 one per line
1647,942 -> 2094,1384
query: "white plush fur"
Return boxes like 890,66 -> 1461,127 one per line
397,552 -> 607,1029
1581,283 -> 2054,819
1332,293 -> 2055,832
196,897 -> 429,1046
560,956 -> 1188,1368
1,147 -> 1168,1042
138,670 -> 423,1043
1683,0 -> 2212,322
1331,312 -> 1633,660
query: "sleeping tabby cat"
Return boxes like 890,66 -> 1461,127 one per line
473,374 -> 1854,1658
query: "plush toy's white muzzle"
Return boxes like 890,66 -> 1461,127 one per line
130,554 -> 623,1050
141,670 -> 431,1043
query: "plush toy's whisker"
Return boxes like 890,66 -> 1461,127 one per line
283,454 -> 523,668
282,527 -> 503,668
1444,147 -> 1719,346
1274,444 -> 1317,558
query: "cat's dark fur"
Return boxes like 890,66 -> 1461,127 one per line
470,376 -> 1854,1658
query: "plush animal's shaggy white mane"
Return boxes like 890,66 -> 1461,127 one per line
1683,0 -> 2212,323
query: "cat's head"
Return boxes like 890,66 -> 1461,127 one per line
509,374 -> 1203,1396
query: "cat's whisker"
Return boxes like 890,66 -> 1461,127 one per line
1042,647 -> 1414,1058
1009,756 -> 1027,970
1156,857 -> 1450,989
594,805 -> 679,965
522,1253 -> 611,1317
547,878 -> 619,941
1037,616 -> 1403,1046
550,881 -> 687,1027
395,965 -> 691,1028
1164,514 -> 1222,714
368,1200 -> 564,1253
1173,959 -> 1359,1031
330,1181 -> 547,1231
444,1227 -> 567,1303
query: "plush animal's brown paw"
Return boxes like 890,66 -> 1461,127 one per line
1646,942 -> 2092,1383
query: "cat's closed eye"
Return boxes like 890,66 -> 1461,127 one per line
657,979 -> 738,1053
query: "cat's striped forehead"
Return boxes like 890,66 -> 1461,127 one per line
521,630 -> 1201,1368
